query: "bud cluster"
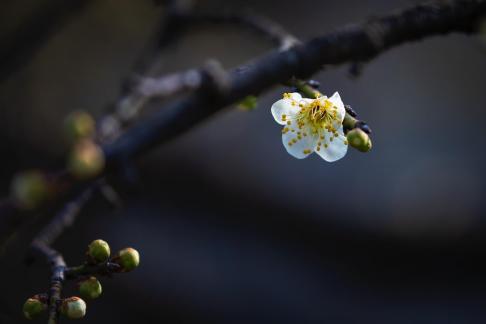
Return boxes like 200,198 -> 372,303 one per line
23,239 -> 140,321
63,110 -> 105,180
87,239 -> 140,272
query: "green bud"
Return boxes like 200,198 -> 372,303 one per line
237,95 -> 258,111
87,239 -> 110,263
79,277 -> 102,299
68,139 -> 105,179
342,113 -> 357,130
11,171 -> 49,210
346,128 -> 372,152
61,297 -> 86,319
64,110 -> 95,141
23,295 -> 46,320
115,247 -> 140,272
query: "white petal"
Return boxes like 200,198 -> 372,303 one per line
301,98 -> 315,105
288,92 -> 302,101
328,92 -> 346,123
282,122 -> 318,159
270,93 -> 302,125
315,128 -> 348,162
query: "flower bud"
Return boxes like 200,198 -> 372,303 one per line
87,239 -> 110,263
61,297 -> 86,319
114,247 -> 140,272
237,95 -> 258,111
64,110 -> 95,141
23,295 -> 46,320
68,139 -> 105,179
11,171 -> 49,210
79,277 -> 102,299
346,128 -> 372,152
342,113 -> 357,130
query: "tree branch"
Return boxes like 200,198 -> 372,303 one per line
105,0 -> 486,160
2,0 -> 485,249
31,242 -> 65,324
31,184 -> 98,249
64,262 -> 121,279
188,10 -> 300,50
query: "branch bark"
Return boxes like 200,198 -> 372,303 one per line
105,0 -> 486,161
31,242 -> 65,324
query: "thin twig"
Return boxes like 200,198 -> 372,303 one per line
31,242 -> 65,324
188,10 -> 300,50
64,262 -> 121,279
98,0 -> 198,142
32,184 -> 99,248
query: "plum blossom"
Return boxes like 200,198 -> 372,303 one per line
271,92 -> 348,162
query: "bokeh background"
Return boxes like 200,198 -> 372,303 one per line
1,0 -> 486,323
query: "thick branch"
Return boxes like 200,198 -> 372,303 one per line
104,0 -> 486,160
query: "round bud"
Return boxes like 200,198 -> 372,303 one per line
11,171 -> 49,210
68,139 -> 105,179
237,95 -> 258,111
79,277 -> 102,299
61,297 -> 86,319
64,110 -> 95,141
115,247 -> 140,272
346,128 -> 372,152
87,239 -> 110,263
23,295 -> 46,320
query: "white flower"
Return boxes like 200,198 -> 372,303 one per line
271,92 -> 348,162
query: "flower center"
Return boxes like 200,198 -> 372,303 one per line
297,98 -> 339,134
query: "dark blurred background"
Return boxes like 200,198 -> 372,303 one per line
1,0 -> 486,323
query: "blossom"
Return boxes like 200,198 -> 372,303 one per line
271,92 -> 348,162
